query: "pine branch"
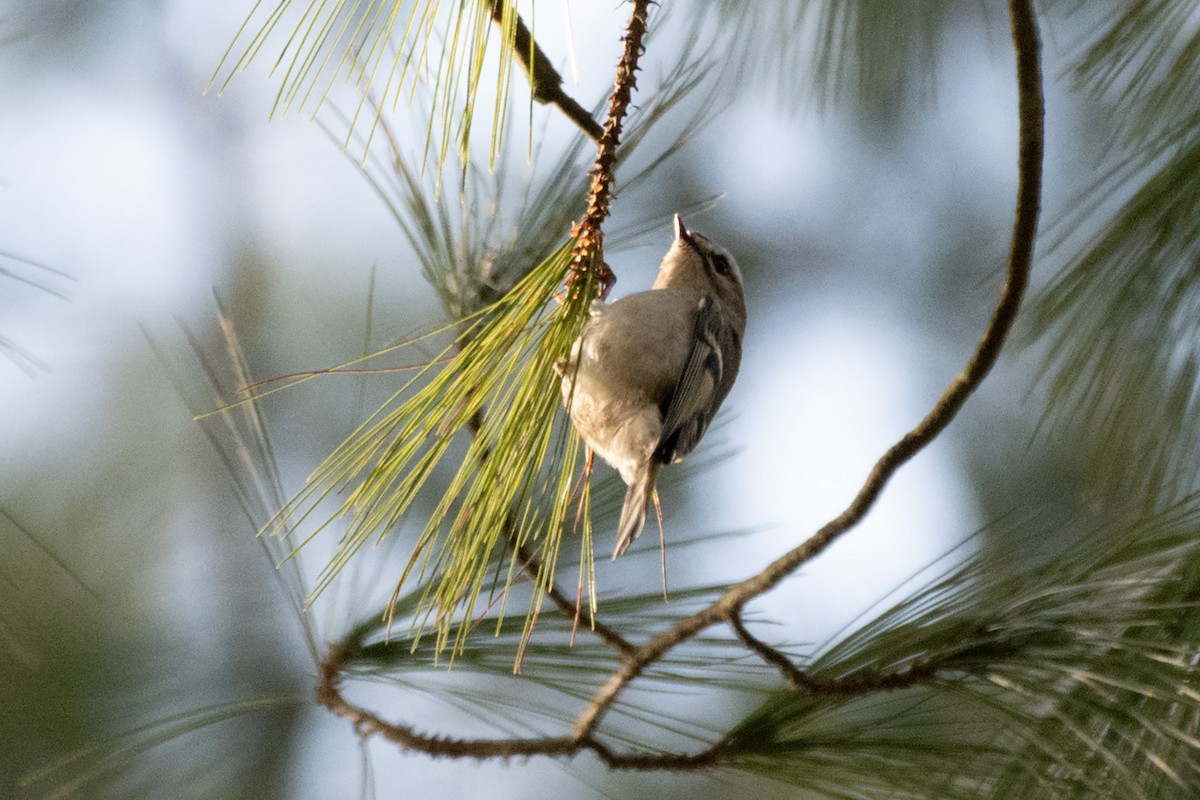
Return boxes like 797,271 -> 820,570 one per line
317,0 -> 652,752
487,0 -> 603,142
728,614 -> 938,694
317,633 -> 720,766
567,0 -> 652,289
568,0 -> 1043,748
488,0 -> 657,660
313,0 -> 1047,771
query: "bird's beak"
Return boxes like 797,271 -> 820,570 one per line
673,214 -> 691,243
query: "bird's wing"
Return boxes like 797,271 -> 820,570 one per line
654,294 -> 732,464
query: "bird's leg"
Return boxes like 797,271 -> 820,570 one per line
564,258 -> 616,301
652,488 -> 668,601
568,448 -> 597,641
571,579 -> 584,646
596,261 -> 616,300
568,446 -> 596,531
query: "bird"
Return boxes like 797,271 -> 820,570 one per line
555,215 -> 746,558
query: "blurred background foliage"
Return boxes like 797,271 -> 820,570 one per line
4,0 -> 1200,798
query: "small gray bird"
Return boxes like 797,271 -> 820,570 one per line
555,215 -> 747,558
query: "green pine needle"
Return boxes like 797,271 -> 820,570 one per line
1024,3 -> 1200,508
721,497 -> 1200,798
21,696 -> 305,799
266,241 -> 602,657
698,0 -> 957,119
210,0 -> 522,170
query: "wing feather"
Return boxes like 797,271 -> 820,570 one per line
654,295 -> 732,464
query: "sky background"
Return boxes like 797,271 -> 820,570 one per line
0,2 -> 1105,798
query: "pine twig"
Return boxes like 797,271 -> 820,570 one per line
317,637 -> 719,767
510,539 -> 637,657
497,0 -> 658,658
728,613 -> 938,694
567,0 -> 652,288
487,0 -> 604,142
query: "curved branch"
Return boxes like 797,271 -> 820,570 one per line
487,0 -> 604,142
318,638 -> 718,767
728,614 -> 938,694
569,0 -> 1043,743
733,0 -> 1043,599
319,0 -> 650,747
317,641 -> 574,758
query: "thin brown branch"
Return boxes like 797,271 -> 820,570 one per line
317,641 -> 575,758
589,739 -> 721,770
728,614 -> 938,694
511,539 -> 638,658
568,0 -> 652,286
487,0 -> 604,142
318,638 -> 720,767
569,0 -> 1043,743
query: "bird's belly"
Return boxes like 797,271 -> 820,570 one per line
564,386 -> 662,486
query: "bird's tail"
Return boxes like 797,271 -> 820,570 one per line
614,462 -> 659,559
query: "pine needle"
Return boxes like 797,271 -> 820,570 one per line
263,241 -> 601,656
